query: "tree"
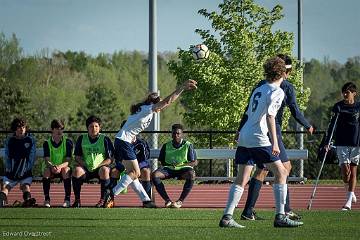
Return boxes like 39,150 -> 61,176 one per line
303,57 -> 360,130
63,50 -> 89,72
77,83 -> 125,130
0,33 -> 31,129
168,0 -> 310,131
0,77 -> 32,130
0,32 -> 22,76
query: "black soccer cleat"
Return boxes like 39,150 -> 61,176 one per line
274,213 -> 303,228
103,189 -> 114,207
72,199 -> 81,208
0,192 -> 7,208
241,210 -> 266,221
22,198 -> 37,208
142,201 -> 157,208
95,199 -> 105,208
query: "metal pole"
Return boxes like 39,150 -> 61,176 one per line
149,0 -> 158,96
209,131 -> 213,177
149,0 -> 159,171
308,113 -> 339,210
297,0 -> 304,178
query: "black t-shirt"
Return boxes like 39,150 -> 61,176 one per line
327,101 -> 360,146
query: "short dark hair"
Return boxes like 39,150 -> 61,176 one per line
50,119 -> 65,130
277,54 -> 292,74
171,123 -> 184,132
86,115 -> 102,129
342,82 -> 357,93
263,57 -> 286,82
10,118 -> 27,132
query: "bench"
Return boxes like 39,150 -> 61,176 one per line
152,148 -> 308,182
0,148 -> 308,182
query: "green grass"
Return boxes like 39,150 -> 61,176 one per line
0,208 -> 359,240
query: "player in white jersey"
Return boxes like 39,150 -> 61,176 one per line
238,83 -> 284,148
219,57 -> 303,228
104,79 -> 197,208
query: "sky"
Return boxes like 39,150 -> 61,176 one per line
0,0 -> 359,63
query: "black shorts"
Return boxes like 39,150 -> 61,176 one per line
157,167 -> 195,180
84,166 -> 110,180
43,167 -> 71,179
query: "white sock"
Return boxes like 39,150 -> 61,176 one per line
129,179 -> 151,202
113,174 -> 133,195
223,184 -> 244,216
345,191 -> 352,208
352,192 -> 357,203
273,183 -> 287,215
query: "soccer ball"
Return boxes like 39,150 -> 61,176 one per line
192,44 -> 209,61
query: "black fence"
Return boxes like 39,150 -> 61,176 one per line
0,130 -> 347,180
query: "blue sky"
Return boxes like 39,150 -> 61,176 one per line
0,0 -> 359,63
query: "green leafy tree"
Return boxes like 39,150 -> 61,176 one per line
0,33 -> 32,130
0,32 -> 22,75
77,83 -> 125,131
63,50 -> 89,72
303,59 -> 338,129
304,57 -> 360,130
168,0 -> 310,132
0,77 -> 32,130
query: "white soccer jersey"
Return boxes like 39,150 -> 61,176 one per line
115,104 -> 154,143
238,82 -> 284,148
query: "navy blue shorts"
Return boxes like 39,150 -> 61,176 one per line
157,167 -> 194,179
114,161 -> 125,173
84,166 -> 110,181
138,160 -> 150,169
235,146 -> 281,168
276,126 -> 289,162
114,138 -> 137,161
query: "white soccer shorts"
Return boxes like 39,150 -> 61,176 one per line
336,146 -> 360,166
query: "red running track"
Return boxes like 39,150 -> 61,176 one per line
4,183 -> 360,210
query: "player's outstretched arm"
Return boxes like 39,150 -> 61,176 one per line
152,79 -> 197,112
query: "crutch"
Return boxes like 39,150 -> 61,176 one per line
307,112 -> 339,210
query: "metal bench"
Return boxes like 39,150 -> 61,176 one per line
0,148 -> 308,182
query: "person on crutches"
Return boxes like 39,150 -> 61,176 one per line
325,82 -> 360,211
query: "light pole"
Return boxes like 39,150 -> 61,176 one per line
297,0 -> 304,178
149,0 -> 159,177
